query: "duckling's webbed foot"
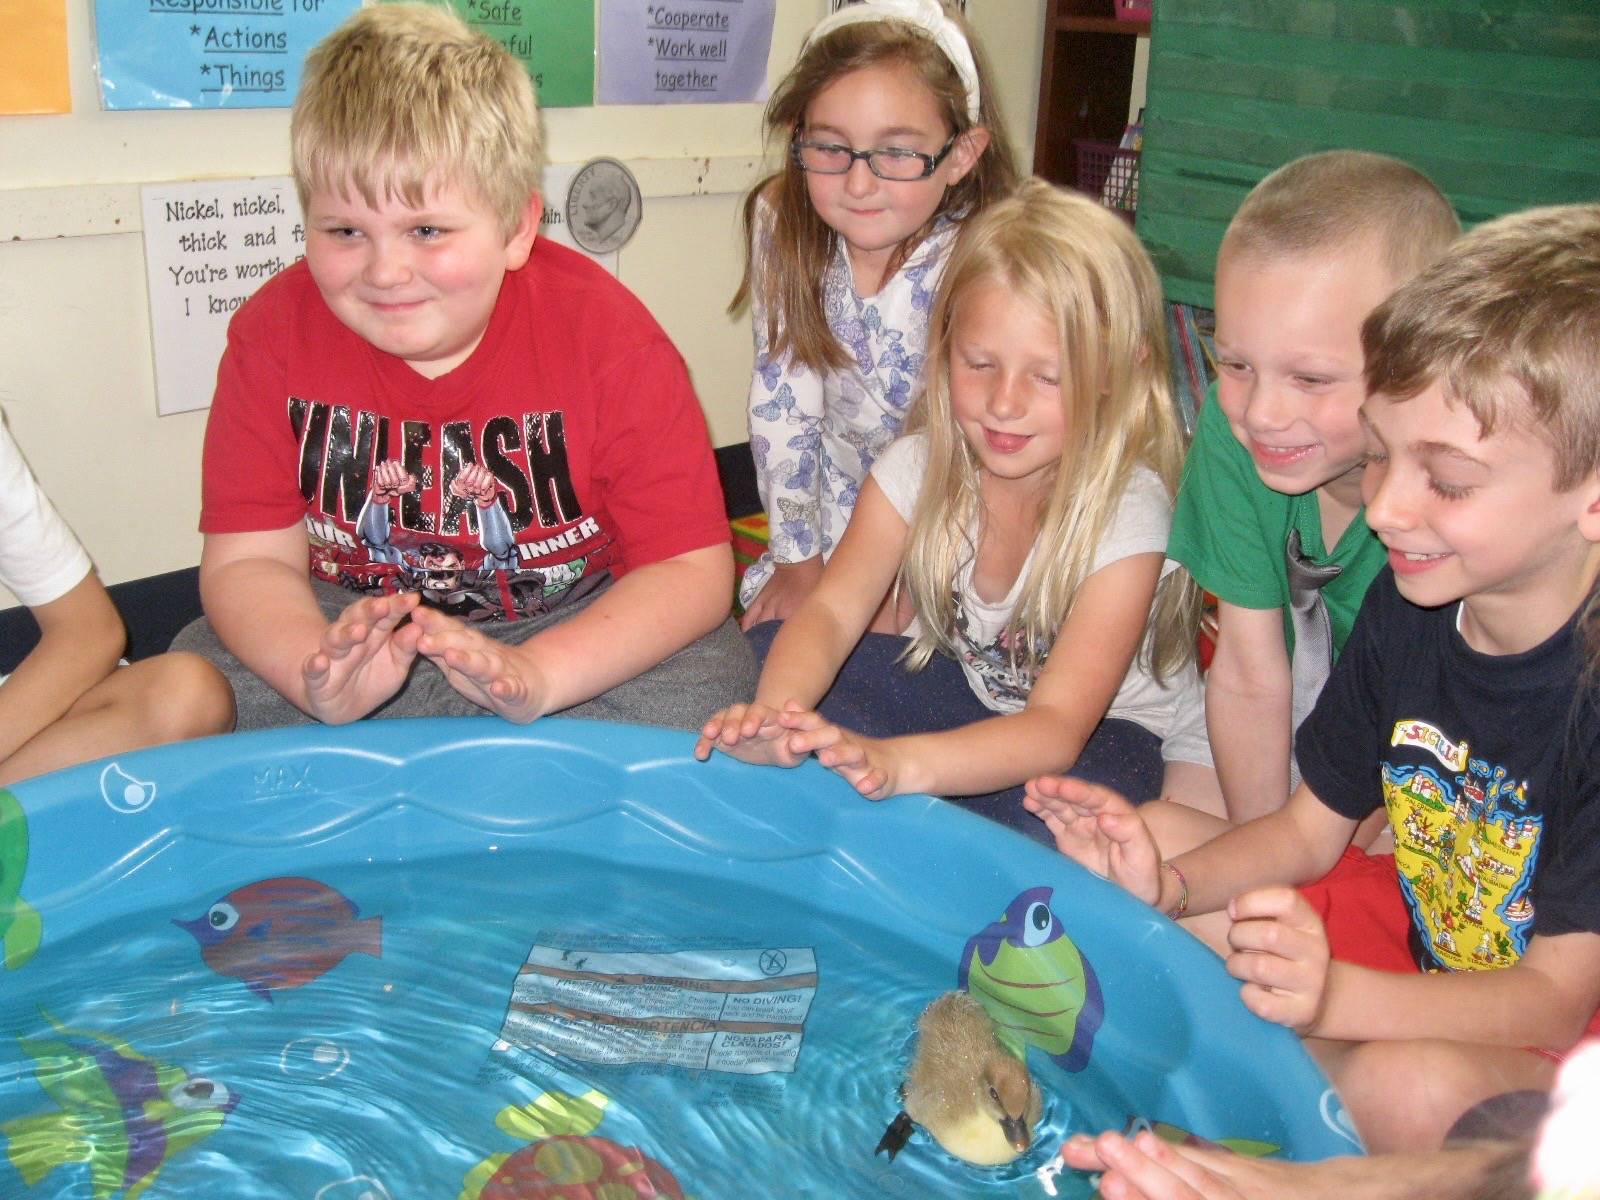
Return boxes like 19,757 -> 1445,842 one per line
875,1111 -> 915,1160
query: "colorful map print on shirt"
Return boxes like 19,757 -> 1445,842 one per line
1383,719 -> 1540,971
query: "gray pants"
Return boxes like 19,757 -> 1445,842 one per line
171,578 -> 758,733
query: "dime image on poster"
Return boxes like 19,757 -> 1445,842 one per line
566,158 -> 643,255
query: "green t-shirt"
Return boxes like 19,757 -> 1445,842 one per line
1168,385 -> 1388,658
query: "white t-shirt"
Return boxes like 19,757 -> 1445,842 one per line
1,418 -> 92,609
872,433 -> 1211,764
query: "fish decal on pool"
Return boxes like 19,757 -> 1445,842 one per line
174,875 -> 382,1001
1,1010 -> 237,1199
1,789 -> 42,970
460,1089 -> 689,1200
958,886 -> 1103,1071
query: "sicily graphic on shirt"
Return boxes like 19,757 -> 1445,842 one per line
1383,717 -> 1541,972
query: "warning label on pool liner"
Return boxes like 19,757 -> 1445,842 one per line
496,944 -> 817,1074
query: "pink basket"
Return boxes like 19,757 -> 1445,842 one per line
1073,138 -> 1141,219
1115,0 -> 1153,19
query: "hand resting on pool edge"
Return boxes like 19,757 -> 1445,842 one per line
695,702 -> 926,800
692,699 -> 811,768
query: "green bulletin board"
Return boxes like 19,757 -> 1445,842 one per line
1138,0 -> 1600,308
410,0 -> 595,108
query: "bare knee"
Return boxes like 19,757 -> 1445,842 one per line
1160,760 -> 1229,823
1141,796 -> 1231,859
124,653 -> 236,740
1331,1039 -> 1555,1152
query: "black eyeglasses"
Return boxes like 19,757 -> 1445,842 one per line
791,133 -> 959,181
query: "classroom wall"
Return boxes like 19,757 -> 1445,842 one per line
0,1 -> 1043,606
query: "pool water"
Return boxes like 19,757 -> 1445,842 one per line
0,719 -> 1359,1198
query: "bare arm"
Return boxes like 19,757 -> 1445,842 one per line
790,552 -> 1163,799
1029,776 -> 1354,911
1313,930 -> 1600,1050
200,525 -> 336,708
0,572 -> 124,766
1057,1126 -> 1519,1200
739,556 -> 824,632
695,479 -> 903,766
411,541 -> 734,721
1205,601 -> 1294,822
200,525 -> 422,723
753,477 -> 906,710
1161,785 -> 1356,915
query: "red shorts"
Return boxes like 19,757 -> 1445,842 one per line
1298,846 -> 1600,1056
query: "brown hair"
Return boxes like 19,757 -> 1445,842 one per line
1363,203 -> 1600,489
291,3 -> 543,237
1220,150 -> 1459,282
1366,203 -> 1600,682
731,5 -> 1017,373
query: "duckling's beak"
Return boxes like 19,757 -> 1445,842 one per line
1001,1114 -> 1032,1152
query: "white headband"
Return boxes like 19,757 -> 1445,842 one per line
804,0 -> 981,126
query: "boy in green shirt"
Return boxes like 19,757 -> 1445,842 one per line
1166,151 -> 1458,827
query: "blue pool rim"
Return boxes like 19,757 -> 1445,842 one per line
2,716 -> 1361,1177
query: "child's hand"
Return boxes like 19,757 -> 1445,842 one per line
1056,1130 -> 1250,1199
1224,887 -> 1331,1035
1022,776 -> 1162,907
302,592 -> 422,723
410,606 -> 550,723
774,709 -> 900,799
739,558 -> 824,631
693,700 -> 807,767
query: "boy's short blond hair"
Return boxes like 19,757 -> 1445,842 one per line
1363,203 -> 1600,490
1219,150 -> 1459,281
291,3 -> 543,236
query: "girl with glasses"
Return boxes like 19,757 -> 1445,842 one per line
732,0 -> 1015,634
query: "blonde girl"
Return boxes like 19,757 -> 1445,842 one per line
699,180 -> 1217,842
734,0 -> 1016,631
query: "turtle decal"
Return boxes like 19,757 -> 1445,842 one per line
1,789 -> 42,970
459,1088 -> 689,1200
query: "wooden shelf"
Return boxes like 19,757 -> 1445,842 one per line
1055,16 -> 1150,35
1034,1 -> 1149,191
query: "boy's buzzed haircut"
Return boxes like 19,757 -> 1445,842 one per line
291,3 -> 543,235
1220,150 -> 1460,281
1363,203 -> 1600,489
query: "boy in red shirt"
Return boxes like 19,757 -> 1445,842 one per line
174,4 -> 755,729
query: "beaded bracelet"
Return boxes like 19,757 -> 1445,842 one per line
1161,860 -> 1189,919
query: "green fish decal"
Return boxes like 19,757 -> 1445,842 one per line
1128,1116 -> 1279,1158
959,886 -> 1103,1071
2,1011 -> 238,1199
0,788 -> 42,970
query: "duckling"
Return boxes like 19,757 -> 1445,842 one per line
876,990 -> 1043,1166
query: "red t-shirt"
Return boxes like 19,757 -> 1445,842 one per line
201,240 -> 728,622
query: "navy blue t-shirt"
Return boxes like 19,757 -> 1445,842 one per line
1298,569 -> 1600,973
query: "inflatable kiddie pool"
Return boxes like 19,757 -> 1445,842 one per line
0,718 -> 1359,1198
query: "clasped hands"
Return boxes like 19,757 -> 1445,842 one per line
693,701 -> 905,801
301,590 -> 548,725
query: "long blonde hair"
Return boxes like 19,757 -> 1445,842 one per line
901,179 -> 1199,682
730,4 -> 1016,373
